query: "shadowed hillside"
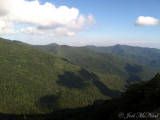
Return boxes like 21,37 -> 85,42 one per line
34,44 -> 159,86
0,73 -> 159,120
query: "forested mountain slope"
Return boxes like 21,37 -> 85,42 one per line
34,44 -> 159,85
87,44 -> 160,69
1,73 -> 159,120
44,73 -> 160,120
0,38 -> 124,114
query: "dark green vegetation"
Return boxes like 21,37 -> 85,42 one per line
0,73 -> 160,120
1,37 -> 160,119
87,44 -> 160,70
34,44 -> 160,86
12,40 -> 30,46
0,38 -> 124,114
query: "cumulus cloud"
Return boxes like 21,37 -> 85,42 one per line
135,16 -> 159,26
68,14 -> 96,30
0,20 -> 18,34
0,0 -> 96,36
50,28 -> 76,36
21,27 -> 46,34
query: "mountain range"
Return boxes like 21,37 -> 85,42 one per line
0,38 -> 123,114
0,37 -> 160,117
33,43 -> 160,85
87,44 -> 160,69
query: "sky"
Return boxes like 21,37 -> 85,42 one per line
0,0 -> 160,48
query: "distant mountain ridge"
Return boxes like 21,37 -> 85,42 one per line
9,40 -> 160,78
33,43 -> 160,86
86,44 -> 160,69
46,43 -> 59,46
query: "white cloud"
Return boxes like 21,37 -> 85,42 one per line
135,16 -> 159,26
50,28 -> 75,37
0,20 -> 18,34
0,0 -> 96,36
68,14 -> 96,30
80,40 -> 86,44
21,27 -> 46,34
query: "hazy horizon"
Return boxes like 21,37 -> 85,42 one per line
0,0 -> 159,48
6,38 -> 158,49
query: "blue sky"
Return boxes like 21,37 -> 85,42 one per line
0,0 -> 160,48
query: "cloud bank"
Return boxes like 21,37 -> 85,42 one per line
0,0 -> 95,36
135,16 -> 159,26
